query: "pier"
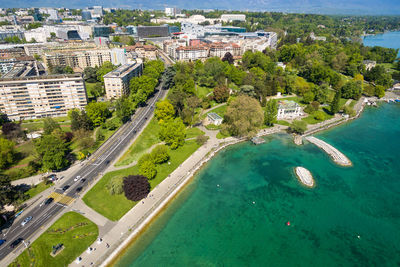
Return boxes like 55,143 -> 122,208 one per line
305,136 -> 352,166
251,136 -> 265,145
294,167 -> 314,187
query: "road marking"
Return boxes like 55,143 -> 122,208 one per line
48,192 -> 75,206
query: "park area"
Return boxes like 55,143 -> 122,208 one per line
10,212 -> 98,267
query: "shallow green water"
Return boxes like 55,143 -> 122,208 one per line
116,104 -> 400,267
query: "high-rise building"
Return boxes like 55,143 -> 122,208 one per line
93,26 -> 112,38
104,59 -> 143,99
81,11 -> 92,21
0,73 -> 87,120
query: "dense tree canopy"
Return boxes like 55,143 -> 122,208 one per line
85,102 -> 111,127
35,135 -> 69,171
0,138 -> 15,170
159,118 -> 186,149
123,175 -> 150,201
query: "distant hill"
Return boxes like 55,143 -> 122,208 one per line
8,0 -> 400,15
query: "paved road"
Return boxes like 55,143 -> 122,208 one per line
0,83 -> 167,261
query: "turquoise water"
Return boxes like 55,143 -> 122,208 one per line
363,31 -> 400,56
116,104 -> 400,267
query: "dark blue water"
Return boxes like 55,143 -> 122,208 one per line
363,31 -> 400,56
116,104 -> 400,266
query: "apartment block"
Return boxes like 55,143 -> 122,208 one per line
0,74 -> 87,120
104,59 -> 143,99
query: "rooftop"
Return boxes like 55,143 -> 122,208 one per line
207,112 -> 222,121
103,60 -> 142,78
278,100 -> 299,109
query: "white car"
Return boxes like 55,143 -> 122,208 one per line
74,176 -> 81,182
21,216 -> 32,226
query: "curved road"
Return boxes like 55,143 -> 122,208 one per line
0,80 -> 168,262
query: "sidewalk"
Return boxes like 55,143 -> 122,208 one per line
72,125 -> 285,267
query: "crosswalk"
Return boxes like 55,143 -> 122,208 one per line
48,192 -> 75,206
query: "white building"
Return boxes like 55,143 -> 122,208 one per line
0,73 -> 87,120
165,7 -> 181,17
206,112 -> 223,125
277,100 -> 301,120
220,14 -> 246,22
24,28 -> 48,43
104,59 -> 143,99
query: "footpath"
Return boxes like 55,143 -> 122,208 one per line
72,125 -> 286,267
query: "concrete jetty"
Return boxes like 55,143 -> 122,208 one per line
305,136 -> 352,166
295,167 -> 314,187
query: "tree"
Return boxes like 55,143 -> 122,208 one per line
364,65 -> 393,88
196,135 -> 209,145
375,85 -> 385,98
303,91 -> 315,103
0,138 -> 15,170
155,100 -> 175,122
341,80 -> 362,100
264,99 -> 278,126
115,97 -> 134,123
139,160 -> 157,179
330,90 -> 341,114
239,85 -> 257,98
159,118 -> 186,149
51,65 -> 73,74
96,61 -> 116,82
130,75 -> 157,104
2,122 -> 25,140
85,102 -> 111,127
83,67 -> 98,83
106,177 -> 124,195
43,118 -> 61,135
343,106 -> 356,117
150,145 -> 170,164
0,174 -> 17,209
213,85 -> 230,103
222,52 -> 234,64
223,95 -> 264,137
0,112 -> 10,126
123,175 -> 150,201
69,109 -> 93,131
289,120 -> 307,134
35,135 -> 69,171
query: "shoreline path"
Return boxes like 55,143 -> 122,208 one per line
73,125 -> 287,267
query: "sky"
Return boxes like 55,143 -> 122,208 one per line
2,0 -> 400,15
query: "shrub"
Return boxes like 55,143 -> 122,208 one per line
139,160 -> 157,179
106,176 -> 124,195
196,135 -> 209,145
313,111 -> 326,121
343,106 -> 356,117
150,145 -> 169,164
289,120 -> 307,134
96,130 -> 105,142
123,175 -> 150,201
138,153 -> 154,166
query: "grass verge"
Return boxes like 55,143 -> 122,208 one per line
83,140 -> 201,221
116,118 -> 160,167
10,212 -> 98,267
24,182 -> 53,199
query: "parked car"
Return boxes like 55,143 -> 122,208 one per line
21,216 -> 32,226
9,238 -> 23,248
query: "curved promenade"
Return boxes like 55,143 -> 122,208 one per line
305,136 -> 352,166
295,167 -> 314,187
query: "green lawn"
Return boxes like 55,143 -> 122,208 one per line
302,110 -> 334,124
276,120 -> 291,126
208,104 -> 227,118
85,82 -> 101,99
10,212 -> 98,267
83,140 -> 201,221
116,117 -> 160,167
186,127 -> 205,139
24,181 -> 53,199
196,85 -> 213,98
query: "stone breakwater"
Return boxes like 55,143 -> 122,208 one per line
305,136 -> 352,167
295,167 -> 314,187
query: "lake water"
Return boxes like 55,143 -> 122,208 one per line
363,31 -> 400,56
115,103 -> 400,266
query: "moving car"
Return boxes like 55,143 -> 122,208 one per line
21,216 -> 32,226
74,175 -> 81,182
0,239 -> 5,246
9,238 -> 23,248
76,187 -> 82,192
62,185 -> 70,191
40,197 -> 54,207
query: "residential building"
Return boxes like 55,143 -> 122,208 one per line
209,42 -> 241,58
206,112 -> 223,125
81,11 -> 92,21
104,59 -> 143,99
363,60 -> 376,71
110,48 -> 128,65
0,73 -> 87,120
220,14 -> 246,22
44,48 -> 112,71
310,32 -> 327,42
277,100 -> 301,119
0,30 -> 24,41
125,44 -> 158,60
165,7 -> 181,17
175,45 -> 208,61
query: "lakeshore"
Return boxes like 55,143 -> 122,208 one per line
97,95 -> 380,266
118,101 -> 400,267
